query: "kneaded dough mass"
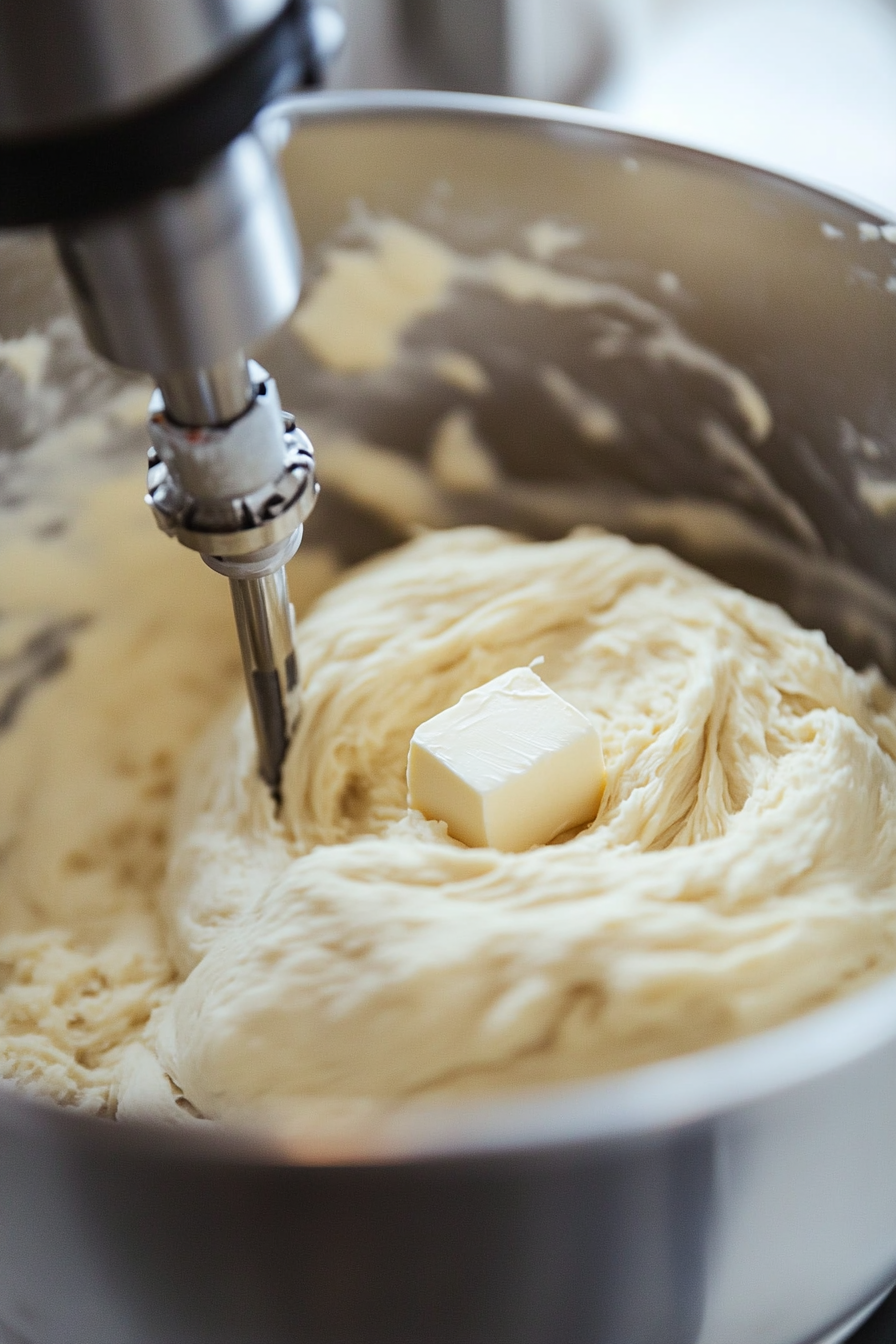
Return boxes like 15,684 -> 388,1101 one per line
157,524 -> 896,1120
4,487 -> 896,1124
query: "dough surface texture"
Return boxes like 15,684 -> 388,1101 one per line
4,213 -> 896,1128
155,525 -> 896,1120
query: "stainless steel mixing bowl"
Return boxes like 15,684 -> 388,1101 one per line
2,91 -> 896,1344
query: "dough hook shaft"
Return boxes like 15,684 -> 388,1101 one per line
230,570 -> 299,797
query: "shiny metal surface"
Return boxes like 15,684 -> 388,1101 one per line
1,0 -> 311,803
231,568 -> 300,793
159,353 -> 254,428
150,367 -> 288,501
146,366 -> 316,792
1,93 -> 896,1344
146,372 -> 317,556
54,130 -> 301,376
0,0 -> 288,136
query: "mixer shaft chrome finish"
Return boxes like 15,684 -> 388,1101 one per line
158,353 -> 254,429
146,362 -> 317,800
230,569 -> 299,797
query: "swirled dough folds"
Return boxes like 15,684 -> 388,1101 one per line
155,525 -> 896,1119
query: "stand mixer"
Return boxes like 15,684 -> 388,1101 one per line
6,11 -> 896,1344
0,0 -> 331,796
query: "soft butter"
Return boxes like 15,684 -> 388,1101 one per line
407,667 -> 604,851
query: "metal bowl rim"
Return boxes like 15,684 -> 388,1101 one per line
264,87 -> 896,224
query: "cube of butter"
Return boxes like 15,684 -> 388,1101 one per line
407,667 -> 605,852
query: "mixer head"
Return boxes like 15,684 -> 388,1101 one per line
0,0 -> 331,795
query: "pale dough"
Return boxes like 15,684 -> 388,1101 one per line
155,525 -> 896,1120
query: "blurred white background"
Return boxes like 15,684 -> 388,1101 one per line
326,0 -> 896,214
